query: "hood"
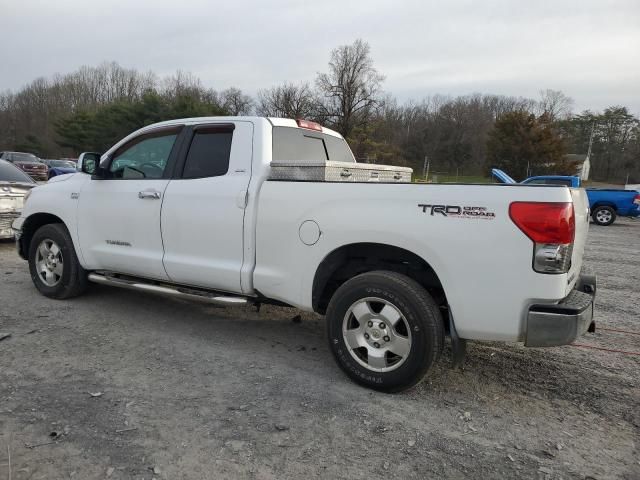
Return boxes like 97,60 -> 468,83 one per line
0,181 -> 36,195
491,168 -> 517,184
47,172 -> 77,183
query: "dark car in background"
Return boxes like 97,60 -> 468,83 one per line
0,151 -> 48,181
41,159 -> 78,179
0,159 -> 37,239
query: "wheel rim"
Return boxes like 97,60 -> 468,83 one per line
596,210 -> 612,223
342,297 -> 412,373
35,238 -> 63,287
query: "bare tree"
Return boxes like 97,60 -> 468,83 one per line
537,89 -> 574,121
483,94 -> 535,120
256,82 -> 318,118
220,87 -> 254,115
162,70 -> 203,98
316,39 -> 384,138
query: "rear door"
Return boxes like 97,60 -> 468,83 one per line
161,121 -> 253,293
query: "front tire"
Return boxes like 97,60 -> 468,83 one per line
326,271 -> 444,392
28,223 -> 88,299
592,206 -> 616,226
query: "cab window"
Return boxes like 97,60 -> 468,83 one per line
272,126 -> 355,163
525,178 -> 573,187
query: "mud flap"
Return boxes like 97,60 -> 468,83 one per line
448,308 -> 466,370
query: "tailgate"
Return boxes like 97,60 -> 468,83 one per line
567,188 -> 590,294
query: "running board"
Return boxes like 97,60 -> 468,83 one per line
87,273 -> 248,306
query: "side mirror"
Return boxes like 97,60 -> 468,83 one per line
77,152 -> 101,175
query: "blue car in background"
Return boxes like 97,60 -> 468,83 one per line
492,169 -> 640,226
41,159 -> 78,179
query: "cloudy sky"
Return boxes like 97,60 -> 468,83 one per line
1,0 -> 639,114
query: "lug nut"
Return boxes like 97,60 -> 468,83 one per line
364,333 -> 370,339
367,321 -> 373,327
379,322 -> 386,329
383,336 -> 390,342
373,342 -> 380,348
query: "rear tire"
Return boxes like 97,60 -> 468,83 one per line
28,223 -> 88,299
326,270 -> 444,392
592,206 -> 616,226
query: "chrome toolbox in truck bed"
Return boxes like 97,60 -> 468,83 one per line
269,160 -> 412,183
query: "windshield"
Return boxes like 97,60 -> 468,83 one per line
0,160 -> 36,183
273,127 -> 355,163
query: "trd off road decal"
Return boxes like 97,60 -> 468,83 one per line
418,204 -> 496,219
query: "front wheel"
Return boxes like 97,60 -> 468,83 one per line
326,271 -> 444,392
592,206 -> 616,226
28,223 -> 88,299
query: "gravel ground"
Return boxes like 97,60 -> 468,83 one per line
1,219 -> 638,480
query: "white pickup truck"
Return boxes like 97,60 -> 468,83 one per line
12,117 -> 596,391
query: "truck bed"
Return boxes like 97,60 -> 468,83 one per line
253,181 -> 589,342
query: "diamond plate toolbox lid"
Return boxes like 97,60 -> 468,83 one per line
269,161 -> 413,183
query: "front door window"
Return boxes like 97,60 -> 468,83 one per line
108,130 -> 179,179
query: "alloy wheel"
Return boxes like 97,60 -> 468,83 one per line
342,297 -> 412,372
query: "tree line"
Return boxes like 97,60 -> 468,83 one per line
0,40 -> 638,183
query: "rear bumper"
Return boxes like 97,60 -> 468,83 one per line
525,274 -> 596,347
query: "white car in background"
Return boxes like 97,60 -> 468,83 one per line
0,159 -> 37,239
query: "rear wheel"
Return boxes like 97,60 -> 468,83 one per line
326,271 -> 444,392
28,223 -> 88,299
592,206 -> 616,226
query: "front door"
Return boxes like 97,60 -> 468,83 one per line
77,126 -> 183,280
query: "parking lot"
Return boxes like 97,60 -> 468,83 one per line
0,219 -> 638,480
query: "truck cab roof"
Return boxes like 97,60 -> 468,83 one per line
132,116 -> 344,138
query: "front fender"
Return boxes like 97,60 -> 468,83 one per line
17,175 -> 89,266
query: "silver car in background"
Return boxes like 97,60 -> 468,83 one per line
0,159 -> 36,239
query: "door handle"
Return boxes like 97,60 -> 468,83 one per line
138,190 -> 161,199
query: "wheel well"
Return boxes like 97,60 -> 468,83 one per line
591,203 -> 617,212
20,213 -> 65,257
312,243 -> 447,315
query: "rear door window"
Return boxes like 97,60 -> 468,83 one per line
182,127 -> 234,179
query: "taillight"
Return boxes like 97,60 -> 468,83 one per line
509,202 -> 575,274
634,194 -> 640,206
296,119 -> 323,131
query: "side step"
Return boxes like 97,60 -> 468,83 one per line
87,273 -> 248,306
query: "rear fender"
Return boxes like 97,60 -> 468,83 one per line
590,202 -> 617,211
